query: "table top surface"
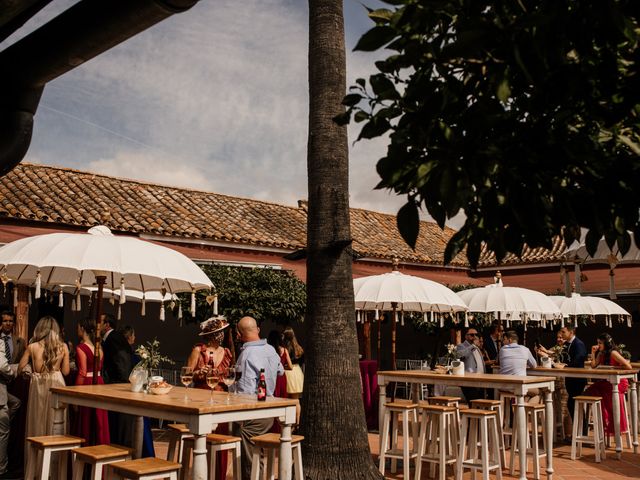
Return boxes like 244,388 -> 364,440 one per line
529,366 -> 638,376
378,370 -> 555,384
51,383 -> 298,414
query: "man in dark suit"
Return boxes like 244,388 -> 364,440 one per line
0,330 -> 18,479
560,325 -> 587,421
100,314 -> 134,446
483,321 -> 504,362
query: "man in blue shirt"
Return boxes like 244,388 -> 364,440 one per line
232,316 -> 284,480
499,330 -> 539,402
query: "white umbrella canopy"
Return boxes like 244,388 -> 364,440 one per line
353,269 -> 467,368
549,293 -> 631,327
564,230 -> 640,264
458,281 -> 562,324
353,270 -> 468,313
0,225 -> 212,294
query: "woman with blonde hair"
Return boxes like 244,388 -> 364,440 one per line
282,327 -> 304,399
18,316 -> 70,437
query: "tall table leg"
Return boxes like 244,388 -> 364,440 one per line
191,434 -> 208,480
133,415 -> 144,458
378,376 -> 387,435
279,422 -> 294,480
516,393 -> 527,480
611,379 -> 622,459
630,379 -> 638,454
544,389 -> 554,480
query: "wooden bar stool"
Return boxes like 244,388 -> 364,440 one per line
249,433 -> 304,480
456,409 -> 502,480
25,434 -> 85,480
509,403 -> 547,479
166,424 -> 193,463
71,444 -> 133,480
426,396 -> 462,431
415,404 -> 459,480
108,458 -> 181,480
572,395 -> 605,462
470,399 -> 506,467
379,400 -> 419,479
181,433 -> 242,480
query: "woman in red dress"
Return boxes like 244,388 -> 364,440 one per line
267,330 -> 290,398
73,318 -> 110,445
186,316 -> 234,479
584,333 -> 633,437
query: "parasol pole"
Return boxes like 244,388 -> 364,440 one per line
391,301 -> 398,370
377,311 -> 381,368
92,274 -> 107,386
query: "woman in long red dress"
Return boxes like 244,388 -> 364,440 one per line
186,316 -> 234,479
584,333 -> 632,437
73,318 -> 110,445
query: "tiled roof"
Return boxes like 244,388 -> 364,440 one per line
477,236 -> 567,267
0,163 -> 468,266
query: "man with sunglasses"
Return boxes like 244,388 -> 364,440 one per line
456,327 -> 486,401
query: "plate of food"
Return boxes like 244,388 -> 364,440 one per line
149,379 -> 173,395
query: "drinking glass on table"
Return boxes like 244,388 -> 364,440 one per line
180,366 -> 193,401
206,368 -> 220,404
222,366 -> 236,403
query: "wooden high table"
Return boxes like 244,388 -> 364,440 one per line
50,384 -> 298,480
528,366 -> 639,459
378,370 -> 556,480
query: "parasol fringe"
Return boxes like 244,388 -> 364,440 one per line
28,289 -> 32,305
400,311 -> 404,326
35,271 -> 41,299
119,279 -> 126,305
178,303 -> 183,320
58,289 -> 63,308
213,294 -> 218,315
117,303 -> 121,320
71,298 -> 76,311
160,303 -> 165,321
374,309 -> 379,320
190,291 -> 196,316
439,314 -> 444,328
141,296 -> 146,317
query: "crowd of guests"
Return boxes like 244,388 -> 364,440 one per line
0,309 -> 306,480
452,321 -> 634,442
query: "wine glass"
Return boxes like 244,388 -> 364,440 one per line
206,368 -> 219,404
222,366 -> 236,403
180,366 -> 193,401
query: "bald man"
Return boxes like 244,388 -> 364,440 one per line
232,316 -> 284,480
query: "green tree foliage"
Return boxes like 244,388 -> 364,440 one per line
179,265 -> 306,325
339,0 -> 640,267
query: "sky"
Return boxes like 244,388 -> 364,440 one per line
3,0 -> 462,226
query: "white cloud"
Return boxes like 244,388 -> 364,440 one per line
8,0 -> 460,232
87,151 -> 214,192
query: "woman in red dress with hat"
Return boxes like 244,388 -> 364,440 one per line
186,316 -> 234,479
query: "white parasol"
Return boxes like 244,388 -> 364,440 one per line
353,267 -> 468,367
0,225 -> 212,381
549,293 -> 631,328
563,230 -> 640,299
457,274 -> 562,329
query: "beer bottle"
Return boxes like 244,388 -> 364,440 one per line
257,368 -> 267,401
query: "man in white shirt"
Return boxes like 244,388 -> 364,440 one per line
457,328 -> 485,401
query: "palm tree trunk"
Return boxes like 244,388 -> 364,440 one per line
301,1 -> 383,478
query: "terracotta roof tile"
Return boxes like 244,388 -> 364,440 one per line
478,236 -> 566,267
1,163 -> 469,267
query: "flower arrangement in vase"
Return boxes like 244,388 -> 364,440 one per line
133,339 -> 174,392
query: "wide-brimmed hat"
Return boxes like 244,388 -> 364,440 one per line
198,316 -> 229,336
